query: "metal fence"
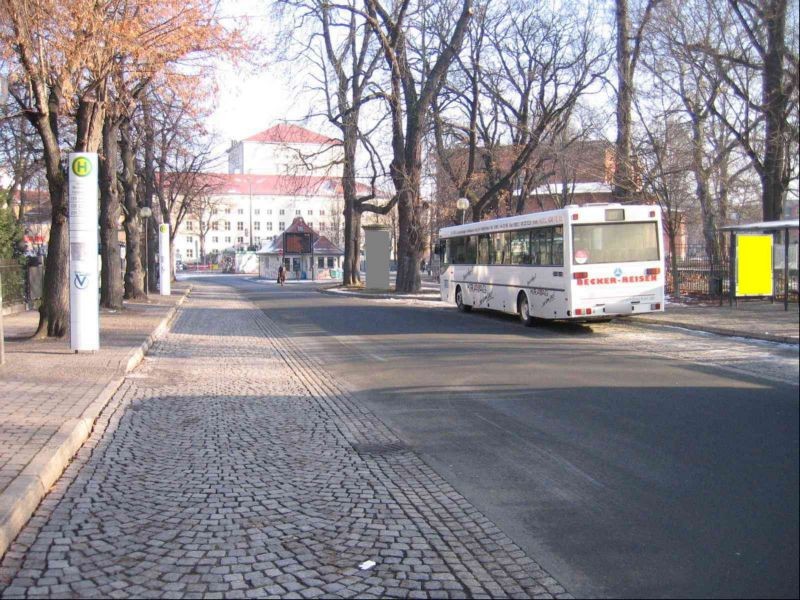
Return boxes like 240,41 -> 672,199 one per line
0,258 -> 44,310
665,245 -> 798,302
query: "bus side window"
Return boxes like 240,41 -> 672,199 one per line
477,235 -> 490,264
552,226 -> 564,266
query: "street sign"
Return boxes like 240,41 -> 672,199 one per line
159,223 -> 171,296
68,152 -> 99,352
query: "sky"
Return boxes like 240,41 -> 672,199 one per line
206,0 -> 338,163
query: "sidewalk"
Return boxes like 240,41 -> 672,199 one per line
0,284 -> 191,558
632,300 -> 799,345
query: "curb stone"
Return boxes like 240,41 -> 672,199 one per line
0,285 -> 192,559
319,287 -> 440,301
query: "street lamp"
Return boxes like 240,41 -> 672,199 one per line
456,197 -> 469,225
140,206 -> 152,295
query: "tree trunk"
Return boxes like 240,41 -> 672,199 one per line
690,116 -> 721,268
614,0 -> 633,202
37,185 -> 69,338
395,187 -> 422,293
32,91 -> 68,338
99,118 -> 123,309
341,124 -> 362,286
762,0 -> 788,221
668,229 -> 680,299
120,120 -> 146,300
342,204 -> 362,286
141,98 -> 158,292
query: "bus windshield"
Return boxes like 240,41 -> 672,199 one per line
572,222 -> 659,265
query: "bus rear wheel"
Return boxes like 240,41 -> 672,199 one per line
456,286 -> 471,312
518,293 -> 534,327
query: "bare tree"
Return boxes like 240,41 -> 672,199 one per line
146,84 -> 222,281
186,192 -> 228,264
362,0 -> 473,293
614,0 -> 660,202
698,0 -> 799,221
432,0 -> 609,222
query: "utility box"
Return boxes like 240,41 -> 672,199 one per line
363,225 -> 391,290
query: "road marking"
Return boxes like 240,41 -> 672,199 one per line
333,335 -> 388,362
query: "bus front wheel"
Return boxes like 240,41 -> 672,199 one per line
456,286 -> 471,312
518,293 -> 534,327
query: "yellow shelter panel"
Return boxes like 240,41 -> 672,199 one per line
736,234 -> 773,297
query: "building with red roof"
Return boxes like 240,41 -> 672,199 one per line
257,217 -> 343,281
175,123 -> 352,270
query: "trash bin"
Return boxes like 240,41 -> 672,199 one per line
709,276 -> 723,296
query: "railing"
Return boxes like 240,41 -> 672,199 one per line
0,259 -> 26,307
665,247 -> 798,302
0,258 -> 44,311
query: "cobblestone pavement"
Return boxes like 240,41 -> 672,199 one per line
0,291 -> 185,498
0,284 -> 569,599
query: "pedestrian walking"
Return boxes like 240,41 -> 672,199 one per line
277,264 -> 286,286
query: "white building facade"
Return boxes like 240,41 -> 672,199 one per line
174,124 -> 347,267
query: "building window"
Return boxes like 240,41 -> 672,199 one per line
212,236 -> 218,243
279,209 -> 285,215
211,222 -> 218,231
266,222 -> 273,231
254,237 -> 261,245
185,236 -> 192,243
186,249 -> 193,258
319,209 -> 325,216
225,208 -> 231,214
266,209 -> 272,215
319,221 -> 326,230
186,221 -> 194,231
308,222 -> 313,229
327,257 -> 335,268
295,209 -> 301,215
307,209 -> 313,215
238,208 -> 244,215
254,222 -> 260,230
318,257 -> 325,268
279,222 -> 285,231
237,222 -> 244,230
224,222 -> 231,231
225,236 -> 231,243
254,209 -> 260,215
211,209 -> 218,215
237,236 -> 244,244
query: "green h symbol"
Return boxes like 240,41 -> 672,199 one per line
72,157 -> 92,177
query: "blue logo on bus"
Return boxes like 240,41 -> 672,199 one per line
614,267 -> 623,278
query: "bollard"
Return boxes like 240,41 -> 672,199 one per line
1,272 -> 5,365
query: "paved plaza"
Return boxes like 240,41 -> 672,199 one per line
0,284 -> 569,599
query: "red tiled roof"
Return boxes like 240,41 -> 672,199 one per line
244,124 -> 340,145
202,173 -> 373,198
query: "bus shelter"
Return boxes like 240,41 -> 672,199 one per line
719,219 -> 799,311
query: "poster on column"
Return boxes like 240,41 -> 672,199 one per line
68,153 -> 99,352
159,223 -> 171,296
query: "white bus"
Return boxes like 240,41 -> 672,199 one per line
438,204 -> 665,325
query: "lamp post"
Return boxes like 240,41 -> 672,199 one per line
456,197 -> 470,225
140,206 -> 152,295
247,170 -> 254,250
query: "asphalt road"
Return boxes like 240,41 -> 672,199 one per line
221,275 -> 798,599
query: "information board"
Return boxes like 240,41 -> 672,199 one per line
69,153 -> 99,352
736,234 -> 773,297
